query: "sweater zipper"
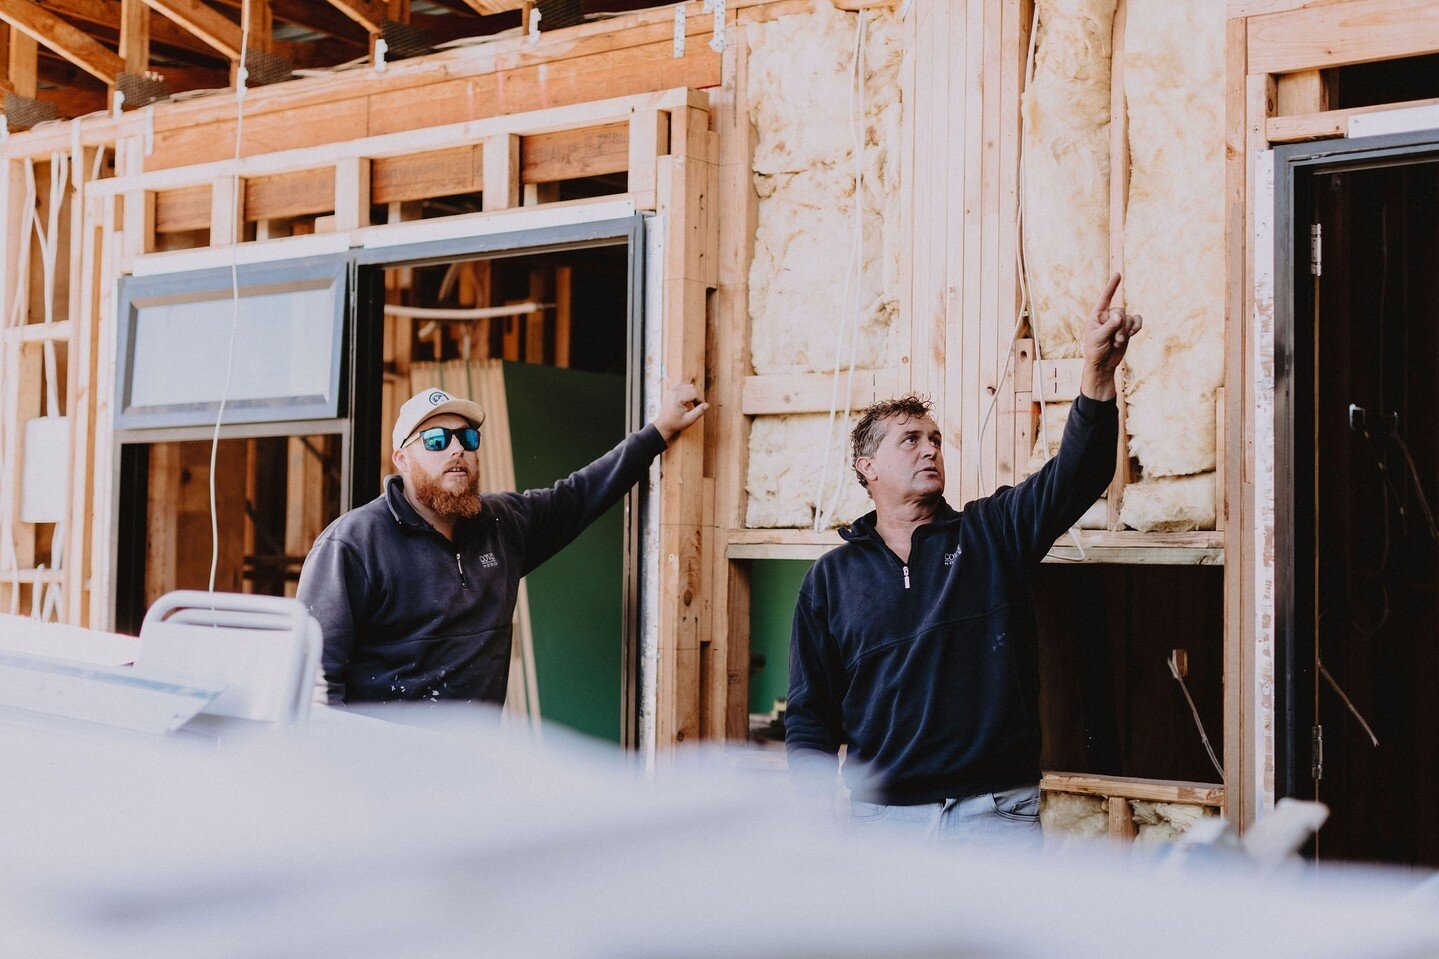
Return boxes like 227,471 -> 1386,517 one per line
902,564 -> 910,590
455,553 -> 468,587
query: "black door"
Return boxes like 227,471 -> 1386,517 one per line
1283,145 -> 1439,867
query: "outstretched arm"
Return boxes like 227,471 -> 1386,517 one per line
1079,272 -> 1143,401
652,381 -> 710,443
502,382 -> 709,573
984,273 -> 1140,562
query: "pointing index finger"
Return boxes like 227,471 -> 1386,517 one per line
1093,273 -> 1122,314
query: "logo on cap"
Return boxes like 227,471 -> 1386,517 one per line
428,390 -> 449,405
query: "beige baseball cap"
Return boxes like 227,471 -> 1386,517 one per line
392,387 -> 486,450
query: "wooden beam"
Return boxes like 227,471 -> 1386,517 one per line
740,369 -> 909,415
1266,96 -> 1439,142
241,0 -> 272,54
461,0 -> 522,15
1274,67 -> 1329,117
19,0 -> 226,64
627,107 -> 668,211
36,84 -> 106,117
369,124 -> 629,206
324,0 -> 388,35
1041,772 -> 1225,806
553,264 -> 570,368
0,0 -> 124,85
119,0 -> 148,75
524,122 -> 629,184
141,0 -> 243,60
481,133 -> 519,211
207,0 -> 367,44
246,167 -> 334,222
1108,0 -> 1130,531
210,175 -> 240,245
1246,0 -> 1439,74
7,22 -> 35,96
333,155 -> 369,232
1108,797 -> 1139,842
1227,0 -> 1345,17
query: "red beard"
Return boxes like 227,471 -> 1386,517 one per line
410,462 -> 482,519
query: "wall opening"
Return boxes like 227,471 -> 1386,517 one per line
1284,147 -> 1439,868
379,242 -> 636,745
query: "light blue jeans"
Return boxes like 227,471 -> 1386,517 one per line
849,784 -> 1043,846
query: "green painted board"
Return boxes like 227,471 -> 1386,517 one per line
747,559 -> 813,715
503,362 -> 626,743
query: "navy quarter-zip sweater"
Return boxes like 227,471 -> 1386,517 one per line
785,394 -> 1118,805
297,425 -> 666,705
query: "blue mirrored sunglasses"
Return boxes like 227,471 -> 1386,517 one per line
405,426 -> 481,452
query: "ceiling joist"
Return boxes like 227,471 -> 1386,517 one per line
20,0 -> 226,64
324,0 -> 390,36
0,0 -> 125,86
461,0 -> 525,14
140,0 -> 242,60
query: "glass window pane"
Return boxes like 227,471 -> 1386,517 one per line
128,281 -> 337,411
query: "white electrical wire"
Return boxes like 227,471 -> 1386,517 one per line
1,162 -> 37,614
40,154 -> 69,622
1169,650 -> 1224,781
207,25 -> 253,594
812,9 -> 868,532
976,1 -> 1044,498
1,153 -> 71,618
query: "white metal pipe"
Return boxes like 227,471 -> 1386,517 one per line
382,302 -> 551,321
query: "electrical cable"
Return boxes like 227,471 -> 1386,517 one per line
0,162 -> 37,614
38,153 -> 69,622
977,2 -> 1045,498
1168,650 -> 1223,781
207,23 -> 253,594
1318,657 -> 1379,748
812,9 -> 868,531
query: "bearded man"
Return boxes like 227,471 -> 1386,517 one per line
297,383 -> 707,706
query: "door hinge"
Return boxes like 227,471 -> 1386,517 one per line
1311,724 -> 1324,780
1310,223 -> 1323,276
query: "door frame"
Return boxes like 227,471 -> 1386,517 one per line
1272,128 -> 1439,807
109,216 -> 651,747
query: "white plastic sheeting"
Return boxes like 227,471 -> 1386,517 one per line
2,707 -> 1437,957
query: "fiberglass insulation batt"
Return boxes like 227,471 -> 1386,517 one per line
1022,0 -> 1117,361
744,1 -> 905,529
1117,0 -> 1225,531
1023,0 -> 1223,531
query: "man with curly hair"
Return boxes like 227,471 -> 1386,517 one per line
785,274 -> 1141,844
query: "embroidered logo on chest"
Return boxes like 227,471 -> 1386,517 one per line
479,552 -> 499,569
943,547 -> 962,566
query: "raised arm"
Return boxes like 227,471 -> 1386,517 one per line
983,273 -> 1140,563
499,382 -> 709,574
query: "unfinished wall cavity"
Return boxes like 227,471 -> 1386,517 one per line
1021,0 -> 1223,532
1040,792 -> 1109,841
1130,800 -> 1216,844
744,1 -> 905,528
1041,792 -> 1217,844
1117,0 -> 1225,532
1022,0 -> 1117,361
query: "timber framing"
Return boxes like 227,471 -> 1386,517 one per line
1223,0 -> 1439,832
0,0 -> 125,85
0,0 -> 1434,827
